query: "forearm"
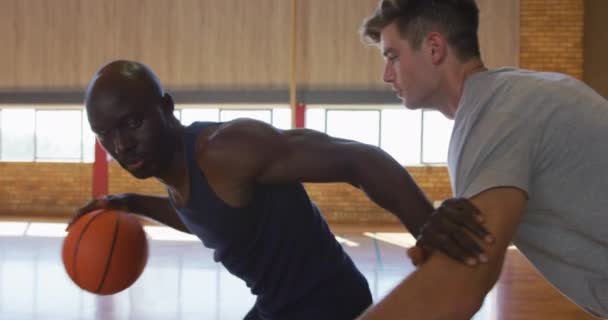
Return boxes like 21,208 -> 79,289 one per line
358,252 -> 502,320
358,189 -> 524,320
126,194 -> 191,234
352,146 -> 434,236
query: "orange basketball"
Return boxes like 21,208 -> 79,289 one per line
62,209 -> 148,295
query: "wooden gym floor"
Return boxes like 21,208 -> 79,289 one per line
0,221 -> 599,320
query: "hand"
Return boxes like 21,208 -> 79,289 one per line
67,193 -> 132,230
413,198 -> 495,267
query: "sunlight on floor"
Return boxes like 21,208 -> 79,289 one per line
335,235 -> 359,247
363,232 -> 416,248
143,226 -> 199,241
0,222 -> 28,236
0,222 -> 388,247
0,221 -> 515,250
25,222 -> 67,237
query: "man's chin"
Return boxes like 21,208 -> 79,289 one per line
402,98 -> 426,110
130,170 -> 154,179
398,96 -> 415,109
119,163 -> 154,179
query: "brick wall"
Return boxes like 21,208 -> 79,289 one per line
0,162 -> 91,217
0,162 -> 450,224
520,0 -> 584,78
109,162 -> 165,195
304,166 -> 451,224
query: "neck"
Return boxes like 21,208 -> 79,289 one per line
443,58 -> 486,118
156,125 -> 188,188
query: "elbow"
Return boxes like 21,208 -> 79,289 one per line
455,259 -> 506,319
450,255 -> 506,319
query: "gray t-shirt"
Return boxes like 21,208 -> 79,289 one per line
449,67 -> 608,317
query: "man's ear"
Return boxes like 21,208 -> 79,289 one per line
426,32 -> 448,65
161,93 -> 175,114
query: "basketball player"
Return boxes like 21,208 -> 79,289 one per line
73,60 -> 491,319
357,0 -> 608,318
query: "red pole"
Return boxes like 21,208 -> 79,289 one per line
295,102 -> 306,128
92,140 -> 108,198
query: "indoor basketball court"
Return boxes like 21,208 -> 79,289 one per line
0,0 -> 606,319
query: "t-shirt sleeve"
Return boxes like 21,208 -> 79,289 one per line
458,111 -> 538,199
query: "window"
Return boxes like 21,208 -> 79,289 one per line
421,110 -> 453,164
220,109 -> 272,124
36,110 -> 83,162
271,108 -> 291,130
326,110 -> 380,146
305,108 -> 326,133
303,106 -> 454,165
178,105 -> 291,129
179,107 -> 219,125
82,110 -> 96,162
0,109 -> 35,161
0,104 -> 453,165
381,109 -> 421,165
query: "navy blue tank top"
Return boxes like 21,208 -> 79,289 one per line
170,122 -> 371,319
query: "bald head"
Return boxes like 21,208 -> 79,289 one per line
85,60 -> 164,109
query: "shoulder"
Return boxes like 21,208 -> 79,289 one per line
470,68 -> 570,97
206,118 -> 278,146
491,68 -> 581,101
462,68 -> 569,120
192,119 -> 281,171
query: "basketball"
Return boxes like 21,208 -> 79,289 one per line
62,209 -> 148,295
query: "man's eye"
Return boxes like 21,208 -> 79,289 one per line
127,117 -> 143,128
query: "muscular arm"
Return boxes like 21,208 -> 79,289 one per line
358,187 -> 526,319
198,119 -> 434,236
